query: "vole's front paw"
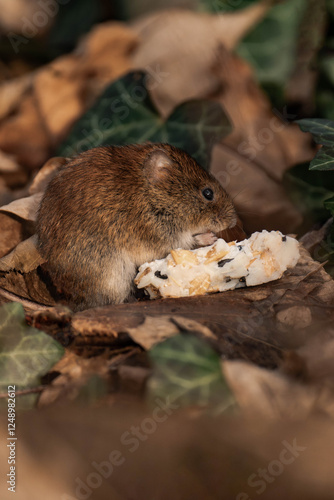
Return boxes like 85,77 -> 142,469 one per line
193,231 -> 217,247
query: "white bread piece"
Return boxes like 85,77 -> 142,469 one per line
134,231 -> 300,300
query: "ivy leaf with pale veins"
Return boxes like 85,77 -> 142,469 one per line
297,118 -> 334,146
297,118 -> 334,171
308,146 -> 334,171
295,119 -> 334,275
0,302 -> 64,392
236,0 -> 305,89
325,197 -> 334,218
148,334 -> 235,410
58,71 -> 232,170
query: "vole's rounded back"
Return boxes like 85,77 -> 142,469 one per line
36,143 -> 236,310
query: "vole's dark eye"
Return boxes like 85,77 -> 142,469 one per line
202,188 -> 214,201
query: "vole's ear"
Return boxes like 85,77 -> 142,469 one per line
144,149 -> 174,184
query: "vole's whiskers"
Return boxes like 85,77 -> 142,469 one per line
231,187 -> 248,202
236,209 -> 262,217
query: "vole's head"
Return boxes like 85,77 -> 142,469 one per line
143,144 -> 237,235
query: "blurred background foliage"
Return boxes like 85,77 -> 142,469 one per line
0,0 -> 332,118
2,0 -> 332,118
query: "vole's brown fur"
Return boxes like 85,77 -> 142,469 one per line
37,143 -> 236,310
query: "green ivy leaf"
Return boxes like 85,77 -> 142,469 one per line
58,71 -> 232,170
0,302 -> 64,392
237,0 -> 306,87
148,334 -> 235,411
290,117 -> 334,276
309,146 -> 334,171
296,119 -> 334,171
296,118 -> 334,146
284,164 -> 334,231
325,196 -> 334,216
201,0 -> 306,91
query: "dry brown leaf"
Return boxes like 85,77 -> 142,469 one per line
0,156 -> 62,277
32,24 -> 138,143
29,156 -> 68,195
37,351 -> 110,407
127,316 -> 180,349
299,218 -> 333,253
0,73 -> 33,120
171,316 -> 216,340
133,2 -> 271,51
0,192 -> 43,221
0,23 -> 138,171
80,21 -> 138,79
0,149 -> 22,173
0,234 -> 44,273
71,311 -> 216,354
0,212 -> 24,258
34,22 -> 138,145
223,360 -> 334,420
34,55 -> 86,144
0,266 -> 56,307
0,94 -> 50,170
211,47 -> 314,178
0,235 -> 56,307
211,143 -> 304,233
131,4 -> 272,116
127,315 -> 215,350
36,337 -> 145,406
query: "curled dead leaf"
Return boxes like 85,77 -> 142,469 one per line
0,94 -> 51,170
211,143 -> 304,233
0,235 -> 56,308
222,359 -> 334,420
0,235 -> 44,273
37,351 -> 110,408
212,46 -> 314,177
132,3 -> 272,116
29,156 -> 69,195
0,149 -> 22,173
0,73 -> 33,121
0,23 -> 138,170
0,192 -> 43,222
127,316 -> 180,350
0,212 -> 24,258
